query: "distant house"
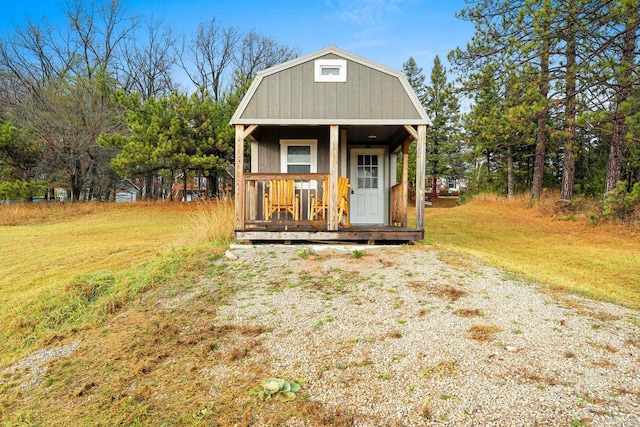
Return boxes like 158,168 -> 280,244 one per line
428,177 -> 468,196
230,46 -> 432,242
171,175 -> 207,202
115,179 -> 139,203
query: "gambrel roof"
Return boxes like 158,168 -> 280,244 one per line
230,46 -> 432,126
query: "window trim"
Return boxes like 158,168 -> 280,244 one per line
280,139 -> 318,173
314,59 -> 347,82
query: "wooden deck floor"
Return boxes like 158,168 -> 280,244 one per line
235,226 -> 423,243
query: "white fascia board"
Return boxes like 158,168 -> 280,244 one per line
231,118 -> 430,126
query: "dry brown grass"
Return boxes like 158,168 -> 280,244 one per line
187,199 -> 235,243
438,251 -> 480,273
466,324 -> 503,342
0,200 -> 203,226
410,281 -> 468,302
0,200 -> 234,367
0,261 -> 359,426
435,285 -> 468,302
517,367 -> 560,386
589,342 -> 619,353
454,308 -> 482,318
419,192 -> 640,308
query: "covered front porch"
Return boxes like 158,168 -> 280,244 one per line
233,124 -> 427,243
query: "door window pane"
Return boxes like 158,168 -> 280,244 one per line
356,154 -> 379,189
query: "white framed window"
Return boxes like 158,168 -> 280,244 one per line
280,140 -> 317,173
314,59 -> 347,82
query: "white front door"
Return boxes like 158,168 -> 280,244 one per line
350,148 -> 385,224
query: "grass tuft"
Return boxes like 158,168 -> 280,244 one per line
466,324 -> 503,342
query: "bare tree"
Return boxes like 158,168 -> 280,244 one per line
0,0 -> 136,200
178,18 -> 239,101
235,30 -> 298,89
118,17 -> 176,99
65,0 -> 138,78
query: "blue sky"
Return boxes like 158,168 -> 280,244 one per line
0,0 -> 474,77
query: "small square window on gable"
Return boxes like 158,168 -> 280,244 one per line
314,59 -> 347,82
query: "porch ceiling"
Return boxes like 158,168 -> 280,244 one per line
344,125 -> 408,145
250,124 -> 411,147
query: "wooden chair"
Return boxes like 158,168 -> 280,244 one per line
264,179 -> 299,221
310,176 -> 350,227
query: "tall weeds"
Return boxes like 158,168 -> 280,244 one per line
0,202 -> 108,226
187,199 -> 235,244
469,191 -> 604,221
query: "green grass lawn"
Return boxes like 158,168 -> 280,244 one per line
1,204 -> 189,304
0,201 -> 232,365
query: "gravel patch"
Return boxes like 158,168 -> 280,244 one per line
2,341 -> 80,390
217,244 -> 640,426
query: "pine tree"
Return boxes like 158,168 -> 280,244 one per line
400,57 -> 427,187
424,56 -> 462,196
99,90 -> 233,200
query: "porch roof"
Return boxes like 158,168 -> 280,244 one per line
230,46 -> 432,126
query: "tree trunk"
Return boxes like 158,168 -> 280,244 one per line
606,118 -> 625,192
209,171 -> 217,199
169,171 -> 175,202
71,175 -> 82,201
507,145 -> 515,197
71,158 -> 83,201
486,150 -> 492,184
145,172 -> 154,200
182,169 -> 188,202
605,6 -> 637,192
532,12 -> 551,199
561,7 -> 577,201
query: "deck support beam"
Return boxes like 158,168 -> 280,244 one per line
328,125 -> 339,231
416,124 -> 427,231
401,138 -> 410,227
235,124 -> 248,230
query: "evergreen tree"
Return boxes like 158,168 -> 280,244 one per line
424,56 -> 463,196
399,57 -> 427,187
100,90 -> 233,200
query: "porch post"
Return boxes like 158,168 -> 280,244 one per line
328,125 -> 339,231
234,124 -> 245,230
416,124 -> 427,231
401,139 -> 410,227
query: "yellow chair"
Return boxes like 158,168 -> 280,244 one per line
264,179 -> 299,221
310,177 -> 350,227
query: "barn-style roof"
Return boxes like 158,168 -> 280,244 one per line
230,46 -> 431,126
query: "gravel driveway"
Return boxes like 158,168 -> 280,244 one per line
220,244 -> 640,426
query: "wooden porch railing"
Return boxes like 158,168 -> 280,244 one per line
242,173 -> 330,228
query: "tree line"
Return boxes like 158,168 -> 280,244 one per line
0,0 -> 296,202
1,0 -> 637,207
402,0 -> 638,207
448,0 -> 639,201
